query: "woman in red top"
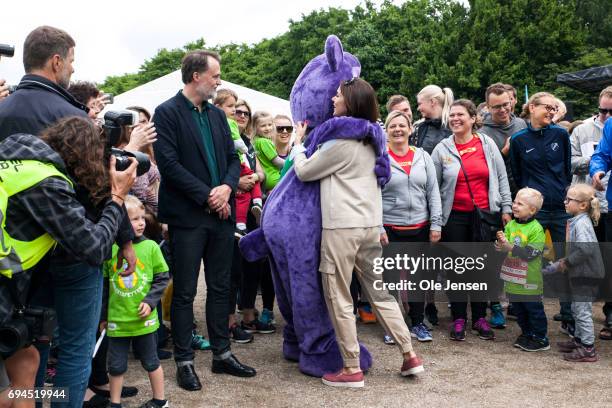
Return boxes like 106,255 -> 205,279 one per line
431,99 -> 512,342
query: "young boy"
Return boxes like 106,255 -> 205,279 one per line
495,187 -> 549,352
213,89 -> 263,238
102,196 -> 170,408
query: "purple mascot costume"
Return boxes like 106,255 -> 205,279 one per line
239,35 -> 388,377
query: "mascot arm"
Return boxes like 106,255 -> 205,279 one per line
293,140 -> 348,182
238,228 -> 270,262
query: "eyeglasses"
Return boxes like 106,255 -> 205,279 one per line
599,108 -> 612,115
235,110 -> 250,118
564,197 -> 583,204
276,125 -> 293,133
490,102 -> 511,111
535,103 -> 559,113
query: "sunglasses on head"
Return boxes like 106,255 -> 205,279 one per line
343,77 -> 357,86
599,108 -> 612,115
276,125 -> 293,133
235,110 -> 250,118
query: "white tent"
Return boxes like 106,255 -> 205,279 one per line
103,70 -> 291,119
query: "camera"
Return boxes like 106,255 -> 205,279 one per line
0,306 -> 56,358
0,44 -> 15,58
103,110 -> 151,176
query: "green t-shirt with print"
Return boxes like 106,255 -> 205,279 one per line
502,219 -> 546,296
254,136 -> 280,191
103,240 -> 168,337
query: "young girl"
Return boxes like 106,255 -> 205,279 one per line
213,90 -> 263,237
557,183 -> 605,362
252,111 -> 285,192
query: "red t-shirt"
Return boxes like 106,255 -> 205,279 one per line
452,135 -> 490,212
389,147 -> 416,176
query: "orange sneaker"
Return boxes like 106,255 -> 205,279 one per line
358,305 -> 377,324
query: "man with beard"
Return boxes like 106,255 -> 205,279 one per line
153,50 -> 255,392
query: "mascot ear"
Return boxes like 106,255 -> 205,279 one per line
325,35 -> 344,73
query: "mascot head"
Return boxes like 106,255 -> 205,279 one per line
290,35 -> 361,129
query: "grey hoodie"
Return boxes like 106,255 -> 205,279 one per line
382,147 -> 442,231
480,113 -> 527,151
566,212 -> 605,280
430,133 -> 512,225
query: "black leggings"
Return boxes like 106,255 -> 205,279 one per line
240,258 -> 275,311
385,225 -> 430,325
443,210 -> 487,322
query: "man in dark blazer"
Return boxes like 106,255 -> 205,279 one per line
153,50 -> 255,391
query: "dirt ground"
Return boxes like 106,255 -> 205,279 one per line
121,276 -> 612,408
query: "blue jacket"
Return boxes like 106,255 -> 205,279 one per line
510,124 -> 572,211
589,118 -> 612,210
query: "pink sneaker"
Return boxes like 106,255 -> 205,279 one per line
401,356 -> 424,376
322,370 -> 365,388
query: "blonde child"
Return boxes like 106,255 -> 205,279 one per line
214,89 -> 263,237
496,188 -> 548,351
102,196 -> 170,408
252,111 -> 285,192
556,183 -> 605,362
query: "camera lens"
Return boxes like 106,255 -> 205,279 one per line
0,321 -> 29,356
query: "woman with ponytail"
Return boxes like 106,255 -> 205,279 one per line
412,85 -> 454,155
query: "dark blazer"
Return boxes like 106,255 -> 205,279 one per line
153,91 -> 240,227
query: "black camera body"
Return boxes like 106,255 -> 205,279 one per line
0,44 -> 15,58
0,306 -> 56,358
103,111 -> 151,176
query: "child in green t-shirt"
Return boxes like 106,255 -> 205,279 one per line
495,187 -> 549,352
213,90 -> 263,237
252,111 -> 286,192
102,196 -> 170,408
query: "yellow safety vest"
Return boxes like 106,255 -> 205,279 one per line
0,160 -> 72,278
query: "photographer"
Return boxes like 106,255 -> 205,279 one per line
0,117 -> 138,407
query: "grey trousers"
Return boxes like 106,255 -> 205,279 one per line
571,301 -> 594,345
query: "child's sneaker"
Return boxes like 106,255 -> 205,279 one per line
425,303 -> 439,326
560,321 -> 575,338
140,399 -> 169,408
234,225 -> 247,239
489,303 -> 506,329
450,319 -> 466,341
513,334 -> 530,349
241,319 -> 275,334
519,336 -> 550,352
557,339 -> 580,353
358,304 -> 377,324
411,323 -> 433,342
322,370 -> 364,388
472,318 -> 495,340
44,366 -> 56,386
400,356 -> 424,376
191,332 -> 211,350
230,323 -> 254,344
383,333 -> 395,345
251,204 -> 263,226
260,308 -> 275,325
563,345 -> 599,362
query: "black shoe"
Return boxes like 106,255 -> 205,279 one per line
91,385 -> 138,398
241,319 -> 275,334
513,334 -> 530,349
176,364 -> 202,391
230,324 -> 254,344
157,349 -> 173,360
519,337 -> 550,352
425,303 -> 439,326
211,354 -> 256,377
83,393 -> 109,408
553,313 -> 573,322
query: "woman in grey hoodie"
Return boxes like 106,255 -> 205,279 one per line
431,99 -> 512,342
380,110 -> 442,343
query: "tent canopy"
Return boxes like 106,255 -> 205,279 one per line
103,70 -> 291,119
556,65 -> 612,93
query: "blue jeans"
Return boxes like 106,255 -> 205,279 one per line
510,295 -> 548,340
36,262 -> 103,408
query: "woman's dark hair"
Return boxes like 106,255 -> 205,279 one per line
39,116 -> 110,204
339,78 -> 379,123
68,81 -> 100,105
451,99 -> 482,130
